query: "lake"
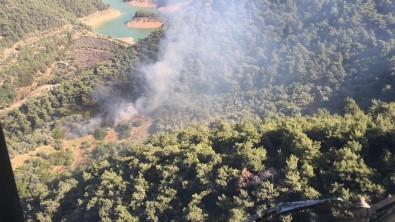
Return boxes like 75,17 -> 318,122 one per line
94,0 -> 156,41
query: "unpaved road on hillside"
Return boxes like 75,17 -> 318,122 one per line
0,84 -> 59,115
0,25 -> 71,69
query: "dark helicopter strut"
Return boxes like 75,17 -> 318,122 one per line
0,123 -> 24,221
244,195 -> 395,222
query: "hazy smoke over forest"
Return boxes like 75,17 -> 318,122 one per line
108,0 -> 258,124
97,0 -> 395,126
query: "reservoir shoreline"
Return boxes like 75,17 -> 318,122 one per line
79,8 -> 122,29
80,0 -> 159,43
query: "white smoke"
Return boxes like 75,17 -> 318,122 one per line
137,0 -> 252,110
68,0 -> 395,134
102,0 -> 395,126
62,115 -> 103,139
90,0 -> 257,127
110,102 -> 140,125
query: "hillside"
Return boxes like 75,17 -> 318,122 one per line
17,103 -> 395,221
148,0 -> 395,121
0,0 -> 110,107
0,0 -> 395,221
0,0 -> 107,50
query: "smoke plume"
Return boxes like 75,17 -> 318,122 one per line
109,0 -> 256,122
95,0 -> 395,126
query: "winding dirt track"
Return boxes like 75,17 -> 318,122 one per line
0,25 -> 71,115
0,84 -> 59,115
0,25 -> 71,68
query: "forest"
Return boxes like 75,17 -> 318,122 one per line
0,0 -> 394,221
17,102 -> 395,221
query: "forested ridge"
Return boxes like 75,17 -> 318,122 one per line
0,0 -> 394,221
112,0 -> 395,131
18,102 -> 395,221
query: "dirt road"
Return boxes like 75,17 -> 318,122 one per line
0,84 -> 59,115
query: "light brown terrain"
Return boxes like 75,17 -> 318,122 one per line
79,8 -> 121,28
127,18 -> 163,29
115,37 -> 135,44
11,118 -> 153,171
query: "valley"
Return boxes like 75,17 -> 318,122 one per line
1,0 -> 395,221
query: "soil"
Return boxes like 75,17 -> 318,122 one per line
127,18 -> 163,29
79,8 -> 122,29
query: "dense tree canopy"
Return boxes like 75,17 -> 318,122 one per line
17,103 -> 395,221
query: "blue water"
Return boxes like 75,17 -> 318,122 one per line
94,0 -> 156,41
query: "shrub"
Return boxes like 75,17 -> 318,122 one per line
116,123 -> 131,139
52,128 -> 65,140
93,128 -> 107,140
80,141 -> 91,149
132,119 -> 144,127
